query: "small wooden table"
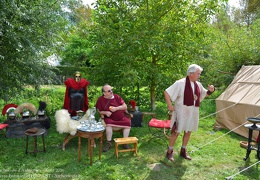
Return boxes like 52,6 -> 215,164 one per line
77,130 -> 104,165
25,128 -> 46,157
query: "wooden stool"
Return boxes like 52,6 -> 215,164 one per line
25,128 -> 46,157
114,137 -> 138,158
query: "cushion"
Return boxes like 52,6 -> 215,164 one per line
0,124 -> 8,129
25,127 -> 38,134
148,118 -> 171,129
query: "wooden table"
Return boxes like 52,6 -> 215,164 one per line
77,129 -> 104,165
25,128 -> 46,157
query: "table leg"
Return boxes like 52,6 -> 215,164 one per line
90,138 -> 94,165
34,136 -> 37,157
87,138 -> 91,164
42,134 -> 46,153
257,132 -> 260,160
244,129 -> 253,161
25,135 -> 28,154
78,136 -> 81,162
99,136 -> 102,160
88,138 -> 91,155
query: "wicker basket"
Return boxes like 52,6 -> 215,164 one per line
240,141 -> 248,149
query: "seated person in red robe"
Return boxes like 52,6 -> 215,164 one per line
95,84 -> 131,152
63,71 -> 89,116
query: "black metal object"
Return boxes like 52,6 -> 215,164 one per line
4,116 -> 50,138
243,117 -> 260,161
129,110 -> 143,127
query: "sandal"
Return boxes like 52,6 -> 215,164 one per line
103,141 -> 112,152
122,144 -> 130,149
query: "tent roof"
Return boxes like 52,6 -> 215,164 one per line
216,65 -> 260,106
215,65 -> 260,140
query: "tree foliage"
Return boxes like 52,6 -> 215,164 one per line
60,4 -> 93,67
3,0 -> 259,111
88,0 -> 222,109
0,0 -> 80,102
240,0 -> 260,24
200,2 -> 260,89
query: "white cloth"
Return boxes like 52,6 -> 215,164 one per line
166,78 -> 207,132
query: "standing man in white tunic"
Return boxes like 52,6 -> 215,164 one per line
164,64 -> 215,161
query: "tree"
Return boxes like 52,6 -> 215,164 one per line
199,2 -> 260,89
60,4 -> 93,68
0,0 -> 81,102
240,0 -> 260,25
89,0 -> 222,110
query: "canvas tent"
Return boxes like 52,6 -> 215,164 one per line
215,65 -> 260,140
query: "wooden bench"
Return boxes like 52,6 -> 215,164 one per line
142,112 -> 156,122
114,137 -> 138,158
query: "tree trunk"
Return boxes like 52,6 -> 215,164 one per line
150,79 -> 156,111
150,54 -> 157,111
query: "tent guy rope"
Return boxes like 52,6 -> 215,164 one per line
189,102 -> 260,179
191,102 -> 260,152
200,102 -> 237,120
190,121 -> 247,153
188,103 -> 239,153
225,160 -> 260,180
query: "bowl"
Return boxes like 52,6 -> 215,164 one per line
240,141 -> 248,149
247,117 -> 260,124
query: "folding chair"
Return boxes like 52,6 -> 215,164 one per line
148,116 -> 171,146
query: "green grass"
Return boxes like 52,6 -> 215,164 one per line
0,88 -> 260,180
1,115 -> 259,180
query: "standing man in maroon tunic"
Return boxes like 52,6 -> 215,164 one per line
95,84 -> 131,152
164,64 -> 214,162
63,71 -> 89,116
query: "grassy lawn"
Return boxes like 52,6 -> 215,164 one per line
0,88 -> 259,180
1,115 -> 259,180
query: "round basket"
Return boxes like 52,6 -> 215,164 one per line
240,141 -> 248,149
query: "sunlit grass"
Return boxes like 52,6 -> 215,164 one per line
0,87 -> 259,180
